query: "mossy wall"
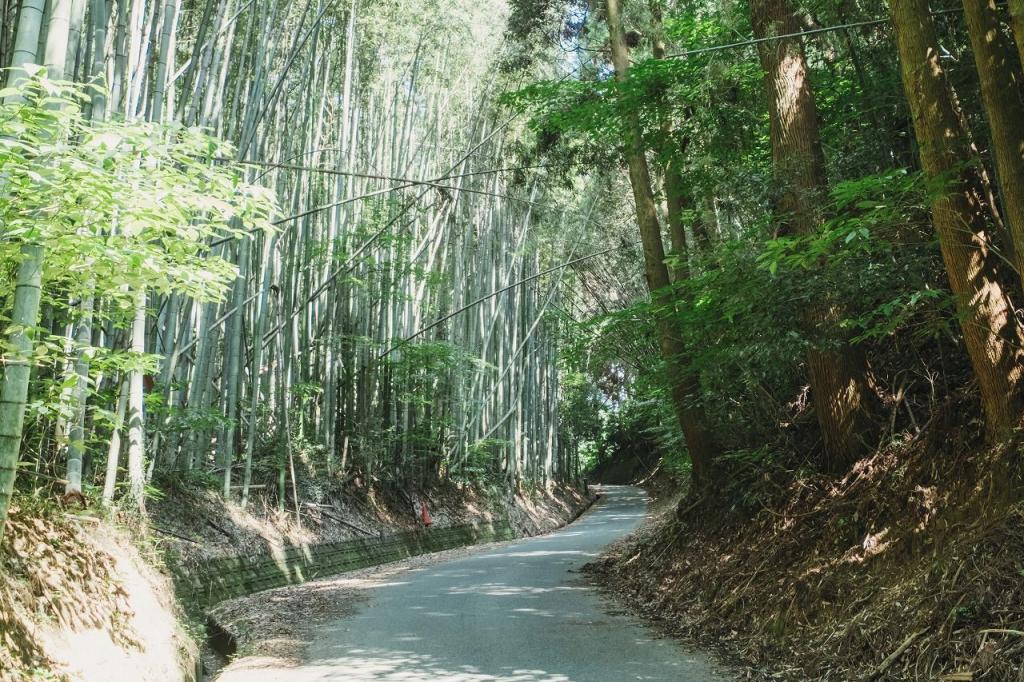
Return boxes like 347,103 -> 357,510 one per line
171,521 -> 515,609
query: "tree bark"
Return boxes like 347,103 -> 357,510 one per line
64,0 -> 87,79
961,0 -> 1024,284
606,0 -> 716,491
42,0 -> 72,80
126,290 -> 147,511
0,0 -> 48,541
649,3 -> 692,283
64,293 -> 92,497
87,0 -> 108,119
241,233 -> 277,507
221,236 -> 248,498
1009,0 -> 1024,67
0,246 -> 44,541
150,0 -> 179,121
102,379 -> 129,505
889,0 -> 1023,437
63,0 -> 109,497
8,0 -> 46,75
43,0 -> 84,497
750,0 -> 877,470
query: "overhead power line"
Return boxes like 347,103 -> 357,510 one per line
224,158 -> 563,183
377,247 -> 618,360
174,55 -> 606,363
663,5 -> 985,59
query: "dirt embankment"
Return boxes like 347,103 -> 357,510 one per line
1,503 -> 196,682
585,438 -> 1024,681
151,479 -> 590,569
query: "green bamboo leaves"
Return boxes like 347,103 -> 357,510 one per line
0,74 -> 275,531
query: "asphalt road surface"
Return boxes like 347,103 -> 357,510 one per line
268,485 -> 727,681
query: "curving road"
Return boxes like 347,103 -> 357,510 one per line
264,486 -> 727,681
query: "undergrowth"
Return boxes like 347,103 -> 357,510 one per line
586,415 -> 1024,681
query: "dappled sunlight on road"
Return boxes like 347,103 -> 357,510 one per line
445,582 -> 587,596
291,647 -> 578,681
227,487 -> 727,681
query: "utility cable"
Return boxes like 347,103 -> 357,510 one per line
377,247 -> 616,360
663,5 -> 995,59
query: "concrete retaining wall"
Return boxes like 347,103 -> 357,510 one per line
171,520 -> 516,609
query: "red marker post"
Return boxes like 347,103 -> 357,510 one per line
420,500 -> 433,527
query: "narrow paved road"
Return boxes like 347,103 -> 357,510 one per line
274,486 -> 726,681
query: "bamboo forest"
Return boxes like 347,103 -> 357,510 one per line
1,0 -> 1024,679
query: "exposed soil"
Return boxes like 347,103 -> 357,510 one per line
0,501 -> 195,682
585,432 -> 1024,681
152,478 -> 587,568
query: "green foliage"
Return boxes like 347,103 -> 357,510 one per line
0,72 -> 277,491
558,370 -> 605,470
559,372 -> 603,440
153,466 -> 222,494
755,169 -> 948,344
559,166 -> 950,474
497,0 -> 986,496
0,73 -> 275,314
456,438 -> 509,485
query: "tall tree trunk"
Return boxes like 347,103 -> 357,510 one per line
889,0 -> 1024,437
102,378 -> 129,505
241,234 -> 277,507
87,0 -> 107,119
63,294 -> 92,497
110,0 -> 128,112
0,0 -> 48,541
1009,0 -> 1024,67
750,0 -> 877,470
220,236 -> 248,497
961,0 -> 1024,283
64,0 -> 86,79
8,0 -> 45,75
0,246 -> 44,541
649,4 -> 692,282
43,0 -> 83,496
606,0 -> 716,491
62,0 -> 108,496
150,0 -> 178,121
126,290 -> 147,511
